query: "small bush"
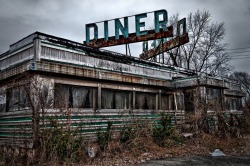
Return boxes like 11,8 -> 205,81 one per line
38,127 -> 87,164
119,125 -> 133,144
238,113 -> 250,134
152,113 -> 183,147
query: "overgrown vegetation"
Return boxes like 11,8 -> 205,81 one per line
152,113 -> 183,147
1,112 -> 250,165
97,121 -> 112,151
37,128 -> 86,164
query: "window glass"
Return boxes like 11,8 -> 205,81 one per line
6,86 -> 30,111
54,84 -> 93,108
161,94 -> 174,110
102,89 -> 130,109
135,92 -> 156,109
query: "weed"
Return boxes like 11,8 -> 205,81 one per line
152,113 -> 183,147
37,127 -> 87,164
97,121 -> 112,151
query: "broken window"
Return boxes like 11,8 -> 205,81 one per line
6,86 -> 30,112
101,89 -> 130,109
54,84 -> 94,108
135,92 -> 156,110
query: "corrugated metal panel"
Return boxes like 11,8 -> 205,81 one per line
40,46 -> 173,80
34,61 -> 171,87
0,46 -> 34,70
224,89 -> 245,97
0,108 -> 185,147
39,109 -> 185,138
173,77 -> 225,88
224,81 -> 241,91
0,110 -> 33,148
0,61 -> 31,81
206,111 -> 243,129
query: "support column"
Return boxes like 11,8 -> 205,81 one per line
133,88 -> 136,110
34,38 -> 41,61
98,84 -> 102,110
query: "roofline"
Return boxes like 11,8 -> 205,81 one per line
1,31 -> 199,76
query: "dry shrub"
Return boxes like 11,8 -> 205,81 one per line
152,113 -> 183,147
185,111 -> 244,139
117,114 -> 183,157
193,133 -> 250,156
35,127 -> 88,165
119,118 -> 160,156
239,113 -> 250,134
1,147 -> 31,166
96,121 -> 112,152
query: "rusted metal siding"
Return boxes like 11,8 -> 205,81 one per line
39,109 -> 185,138
140,33 -> 189,60
84,27 -> 173,48
0,110 -> 33,148
33,61 -> 172,87
0,61 -> 32,81
173,76 -> 226,88
224,81 -> 242,91
0,108 -> 185,147
40,45 -> 174,81
224,89 -> 245,97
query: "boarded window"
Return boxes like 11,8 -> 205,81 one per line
54,84 -> 94,108
135,92 -> 156,110
101,89 -> 130,109
6,86 -> 30,112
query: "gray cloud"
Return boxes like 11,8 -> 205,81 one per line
0,0 -> 250,72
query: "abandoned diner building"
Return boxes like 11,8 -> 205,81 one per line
0,10 -> 245,148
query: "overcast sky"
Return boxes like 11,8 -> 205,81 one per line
1,0 -> 250,73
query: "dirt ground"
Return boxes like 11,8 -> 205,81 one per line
1,131 -> 250,165
138,155 -> 250,166
86,134 -> 250,166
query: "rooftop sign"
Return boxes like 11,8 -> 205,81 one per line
140,18 -> 189,60
83,9 -> 174,48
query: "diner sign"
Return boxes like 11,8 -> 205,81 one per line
83,9 -> 174,48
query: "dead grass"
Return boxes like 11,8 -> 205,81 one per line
1,114 -> 250,166
1,134 -> 250,166
79,133 -> 250,166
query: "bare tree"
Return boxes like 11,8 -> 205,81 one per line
230,71 -> 250,112
165,10 -> 231,76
